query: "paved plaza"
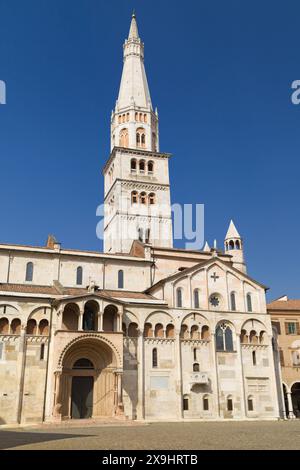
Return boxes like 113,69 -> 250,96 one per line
1,420 -> 300,450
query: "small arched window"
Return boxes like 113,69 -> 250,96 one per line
166,324 -> 174,339
128,322 -> 138,338
144,323 -> 153,338
201,325 -> 210,340
148,161 -> 154,174
39,319 -> 49,336
26,319 -> 37,335
229,240 -> 235,250
235,240 -> 241,249
183,395 -> 189,411
0,318 -> 9,334
126,113 -> 130,122
131,159 -> 137,172
252,350 -> 256,366
11,318 -> 21,335
247,293 -> 253,312
154,323 -> 164,338
25,262 -> 33,282
193,363 -> 200,372
76,266 -> 83,286
140,192 -> 147,204
240,329 -> 247,344
203,395 -> 209,411
148,193 -> 155,205
194,289 -> 200,308
139,160 -> 145,173
118,270 -> 124,289
193,348 -> 197,361
131,191 -> 138,204
247,395 -> 254,411
176,288 -> 183,308
144,114 -> 147,123
191,325 -> 199,340
152,348 -> 158,368
138,228 -> 144,242
230,292 -> 236,311
227,396 -> 233,412
145,228 -> 150,244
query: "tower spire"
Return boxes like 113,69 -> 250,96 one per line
128,11 -> 139,39
111,14 -> 159,152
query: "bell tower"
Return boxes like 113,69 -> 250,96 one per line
224,220 -> 246,273
103,14 -> 173,254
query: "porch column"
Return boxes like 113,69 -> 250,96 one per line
117,313 -> 122,332
98,313 -> 103,332
78,310 -> 84,331
136,331 -> 145,420
53,371 -> 62,419
287,391 -> 296,419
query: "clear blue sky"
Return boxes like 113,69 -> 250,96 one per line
0,0 -> 299,300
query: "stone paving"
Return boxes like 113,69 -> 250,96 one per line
2,420 -> 300,450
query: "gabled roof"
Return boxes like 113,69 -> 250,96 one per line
145,256 -> 268,293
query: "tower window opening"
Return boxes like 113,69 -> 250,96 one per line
148,161 -> 154,174
139,160 -> 145,173
229,240 -> 235,250
140,192 -> 147,204
148,193 -> 155,205
131,191 -> 138,204
131,159 -> 137,172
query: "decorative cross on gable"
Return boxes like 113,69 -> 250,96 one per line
211,272 -> 220,282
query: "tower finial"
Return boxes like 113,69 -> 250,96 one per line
132,9 -> 136,18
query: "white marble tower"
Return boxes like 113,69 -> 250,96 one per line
103,14 -> 173,253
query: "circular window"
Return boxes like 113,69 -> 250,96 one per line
209,294 -> 222,309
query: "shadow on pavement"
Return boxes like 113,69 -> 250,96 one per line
0,430 -> 93,450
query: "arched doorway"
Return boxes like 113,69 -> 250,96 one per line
55,337 -> 122,420
292,383 -> 300,418
71,359 -> 94,419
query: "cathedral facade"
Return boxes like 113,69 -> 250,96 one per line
0,15 -> 279,425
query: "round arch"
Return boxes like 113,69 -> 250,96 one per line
58,334 -> 122,370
